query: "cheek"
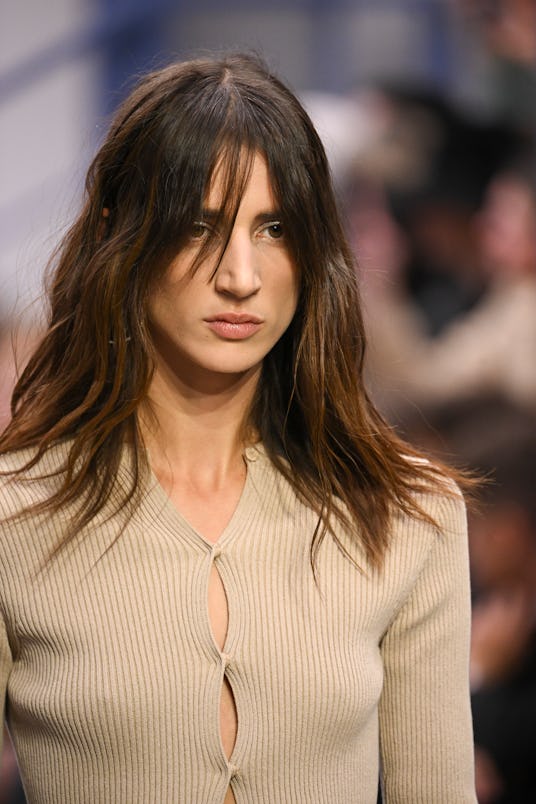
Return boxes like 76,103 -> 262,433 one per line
278,282 -> 299,330
147,291 -> 171,331
148,275 -> 195,320
278,260 -> 300,307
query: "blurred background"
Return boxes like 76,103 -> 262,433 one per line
1,2 -> 536,802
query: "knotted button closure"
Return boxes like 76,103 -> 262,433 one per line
244,446 -> 258,462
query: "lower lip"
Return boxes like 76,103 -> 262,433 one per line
206,320 -> 262,340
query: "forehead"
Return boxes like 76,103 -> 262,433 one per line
205,150 -> 277,211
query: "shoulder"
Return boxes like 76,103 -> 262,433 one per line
383,465 -> 468,593
0,441 -> 78,583
417,474 -> 466,535
402,454 -> 466,533
0,445 -> 38,475
0,440 -> 71,519
0,438 -> 72,474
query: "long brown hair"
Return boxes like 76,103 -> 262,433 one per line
1,53 -> 460,568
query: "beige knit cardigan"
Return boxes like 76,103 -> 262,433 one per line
0,442 -> 476,802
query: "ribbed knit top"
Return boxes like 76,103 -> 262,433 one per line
0,441 -> 476,803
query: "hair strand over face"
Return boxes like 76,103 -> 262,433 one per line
0,52 -> 468,571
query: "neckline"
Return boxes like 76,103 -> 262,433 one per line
139,443 -> 265,553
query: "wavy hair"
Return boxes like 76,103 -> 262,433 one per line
1,53 -> 460,569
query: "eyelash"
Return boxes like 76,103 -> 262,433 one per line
262,222 -> 284,240
190,221 -> 212,240
189,221 -> 285,241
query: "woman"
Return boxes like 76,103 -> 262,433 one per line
0,54 -> 476,803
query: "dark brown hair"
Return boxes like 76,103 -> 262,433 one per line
1,53 -> 459,568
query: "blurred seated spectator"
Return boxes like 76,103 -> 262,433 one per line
461,400 -> 536,804
346,83 -> 523,336
460,0 -> 536,66
399,394 -> 536,804
454,0 -> 536,132
357,166 -> 536,422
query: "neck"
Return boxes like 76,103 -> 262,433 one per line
138,361 -> 260,485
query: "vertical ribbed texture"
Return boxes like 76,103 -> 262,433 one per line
0,442 -> 476,802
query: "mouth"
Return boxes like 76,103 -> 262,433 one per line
205,313 -> 263,324
204,313 -> 264,340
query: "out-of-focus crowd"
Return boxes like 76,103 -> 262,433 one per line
344,5 -> 536,802
2,3 -> 536,803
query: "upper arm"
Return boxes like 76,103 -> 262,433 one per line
379,493 -> 477,803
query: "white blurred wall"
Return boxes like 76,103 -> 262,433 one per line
0,0 -> 100,321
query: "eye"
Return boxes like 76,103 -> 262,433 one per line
263,222 -> 284,240
189,221 -> 211,240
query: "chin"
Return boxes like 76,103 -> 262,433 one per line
185,349 -> 262,379
197,343 -> 269,374
203,359 -> 262,377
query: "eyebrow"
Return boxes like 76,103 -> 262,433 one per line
199,207 -> 282,226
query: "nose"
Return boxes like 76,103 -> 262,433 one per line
214,231 -> 261,298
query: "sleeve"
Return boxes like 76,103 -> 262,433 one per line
378,493 -> 477,803
0,612 -> 13,757
1,510 -> 15,758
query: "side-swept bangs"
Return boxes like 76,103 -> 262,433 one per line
93,53 -> 347,292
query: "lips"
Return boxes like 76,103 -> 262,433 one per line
205,313 -> 263,324
204,312 -> 264,340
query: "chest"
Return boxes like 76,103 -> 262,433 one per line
7,531 -> 393,737
4,476 -> 426,762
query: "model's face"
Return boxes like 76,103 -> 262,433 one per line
147,152 -> 299,388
